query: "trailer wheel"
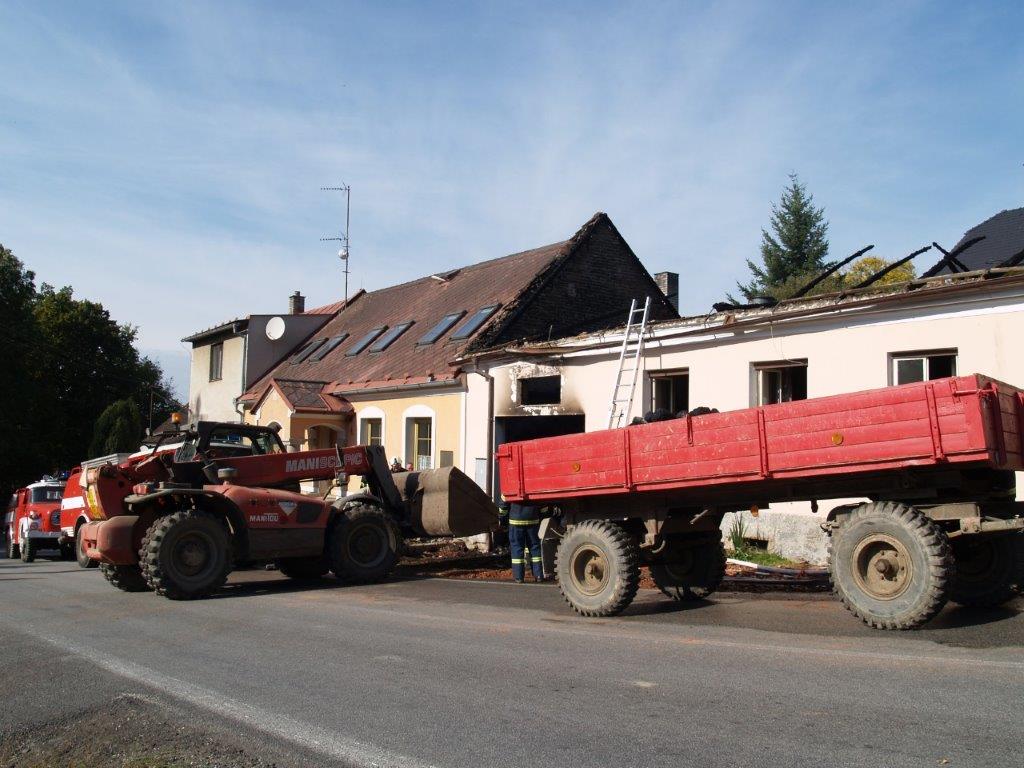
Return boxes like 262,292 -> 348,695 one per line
6,530 -> 18,560
829,502 -> 950,630
555,520 -> 640,617
100,563 -> 151,592
275,556 -> 329,580
75,524 -> 97,568
948,533 -> 1024,608
140,510 -> 232,600
19,535 -> 36,563
327,503 -> 400,583
650,533 -> 726,601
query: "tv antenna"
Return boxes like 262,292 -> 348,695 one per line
320,183 -> 351,302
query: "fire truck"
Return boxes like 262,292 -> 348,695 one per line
6,477 -> 68,562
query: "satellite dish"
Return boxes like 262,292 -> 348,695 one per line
265,316 -> 286,341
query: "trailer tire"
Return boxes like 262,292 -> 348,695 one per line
6,530 -> 18,560
829,502 -> 950,630
76,524 -> 97,568
556,520 -> 640,617
650,533 -> 726,601
948,533 -> 1024,608
100,563 -> 151,592
140,510 -> 232,600
276,556 -> 329,580
19,535 -> 36,563
327,503 -> 400,584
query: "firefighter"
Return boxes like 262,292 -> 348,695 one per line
501,498 -> 544,583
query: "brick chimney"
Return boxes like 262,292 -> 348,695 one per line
654,272 -> 679,312
288,291 -> 305,315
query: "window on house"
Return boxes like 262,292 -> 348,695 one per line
209,342 -> 223,381
891,351 -> 957,385
310,333 -> 349,361
450,305 -> 500,340
520,376 -> 561,405
406,417 -> 433,470
359,418 -> 383,447
370,322 -> 414,353
650,370 -> 689,414
418,311 -> 466,345
346,327 -> 387,356
754,361 -> 808,406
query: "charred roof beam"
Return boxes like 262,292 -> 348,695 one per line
791,244 -> 874,299
852,245 -> 932,290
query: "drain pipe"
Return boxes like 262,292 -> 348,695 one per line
469,364 -> 496,497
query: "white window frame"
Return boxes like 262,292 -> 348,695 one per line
648,368 -> 689,414
751,360 -> 808,407
402,404 -> 436,471
889,350 -> 958,386
209,341 -> 224,382
357,406 -> 386,450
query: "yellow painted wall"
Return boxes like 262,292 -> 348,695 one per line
347,389 -> 463,471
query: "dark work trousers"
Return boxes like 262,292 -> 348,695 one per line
509,523 -> 544,580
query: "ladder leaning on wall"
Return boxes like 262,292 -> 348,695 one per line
606,296 -> 651,429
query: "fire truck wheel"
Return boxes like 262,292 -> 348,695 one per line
76,525 -> 98,568
829,502 -> 950,630
6,530 -> 18,560
555,520 -> 640,617
650,533 -> 726,601
100,563 -> 151,592
947,533 -> 1024,608
275,557 -> 330,580
141,510 -> 232,600
327,503 -> 400,583
19,535 -> 36,563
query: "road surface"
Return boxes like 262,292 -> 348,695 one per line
1,557 -> 1021,767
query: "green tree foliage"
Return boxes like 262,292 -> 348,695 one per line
738,174 -> 830,300
843,256 -> 916,288
90,399 -> 143,457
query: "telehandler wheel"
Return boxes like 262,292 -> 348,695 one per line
275,556 -> 329,580
19,535 -> 36,563
829,501 -> 950,630
650,533 -> 726,601
140,510 -> 232,600
555,520 -> 640,617
6,530 -> 18,560
100,563 -> 151,592
327,503 -> 401,584
76,525 -> 98,569
948,533 -> 1024,608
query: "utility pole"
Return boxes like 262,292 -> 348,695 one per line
321,184 -> 351,303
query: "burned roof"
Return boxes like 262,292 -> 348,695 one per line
926,207 -> 1024,274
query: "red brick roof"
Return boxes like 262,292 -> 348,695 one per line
251,378 -> 353,414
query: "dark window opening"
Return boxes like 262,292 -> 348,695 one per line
450,305 -> 500,340
418,311 -> 466,345
892,351 -> 957,385
755,362 -> 807,406
310,333 -> 349,361
370,322 -> 414,353
292,338 -> 327,364
346,327 -> 387,356
650,371 -> 689,414
520,376 -> 561,406
209,342 -> 223,381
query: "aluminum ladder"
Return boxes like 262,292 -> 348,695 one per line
606,297 -> 651,429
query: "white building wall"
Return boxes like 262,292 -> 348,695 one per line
188,335 -> 247,423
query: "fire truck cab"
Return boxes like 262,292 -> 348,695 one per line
6,478 -> 68,562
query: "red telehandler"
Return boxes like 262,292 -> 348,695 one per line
80,422 -> 498,599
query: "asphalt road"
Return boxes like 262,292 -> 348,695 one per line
1,557 -> 1022,768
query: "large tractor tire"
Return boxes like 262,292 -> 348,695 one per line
140,510 -> 232,600
19,535 -> 36,563
6,530 -> 18,560
555,520 -> 640,617
948,533 -> 1024,608
76,525 -> 98,568
650,532 -> 726,601
327,503 -> 401,583
100,563 -> 151,592
829,502 -> 950,630
275,556 -> 330,581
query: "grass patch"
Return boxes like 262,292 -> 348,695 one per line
727,516 -> 804,568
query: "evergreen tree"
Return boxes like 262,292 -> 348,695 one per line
738,174 -> 830,300
90,399 -> 143,457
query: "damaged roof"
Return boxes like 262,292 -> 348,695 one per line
242,212 -> 617,403
927,207 -> 1024,274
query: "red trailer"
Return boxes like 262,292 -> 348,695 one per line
497,374 -> 1024,628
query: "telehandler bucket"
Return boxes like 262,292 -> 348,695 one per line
392,467 -> 500,537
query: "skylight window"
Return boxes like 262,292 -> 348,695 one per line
418,311 -> 465,345
291,338 -> 326,364
346,326 -> 387,356
310,333 -> 349,361
450,305 -> 500,340
369,322 -> 413,353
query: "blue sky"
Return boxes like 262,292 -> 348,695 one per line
1,1 -> 1022,397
